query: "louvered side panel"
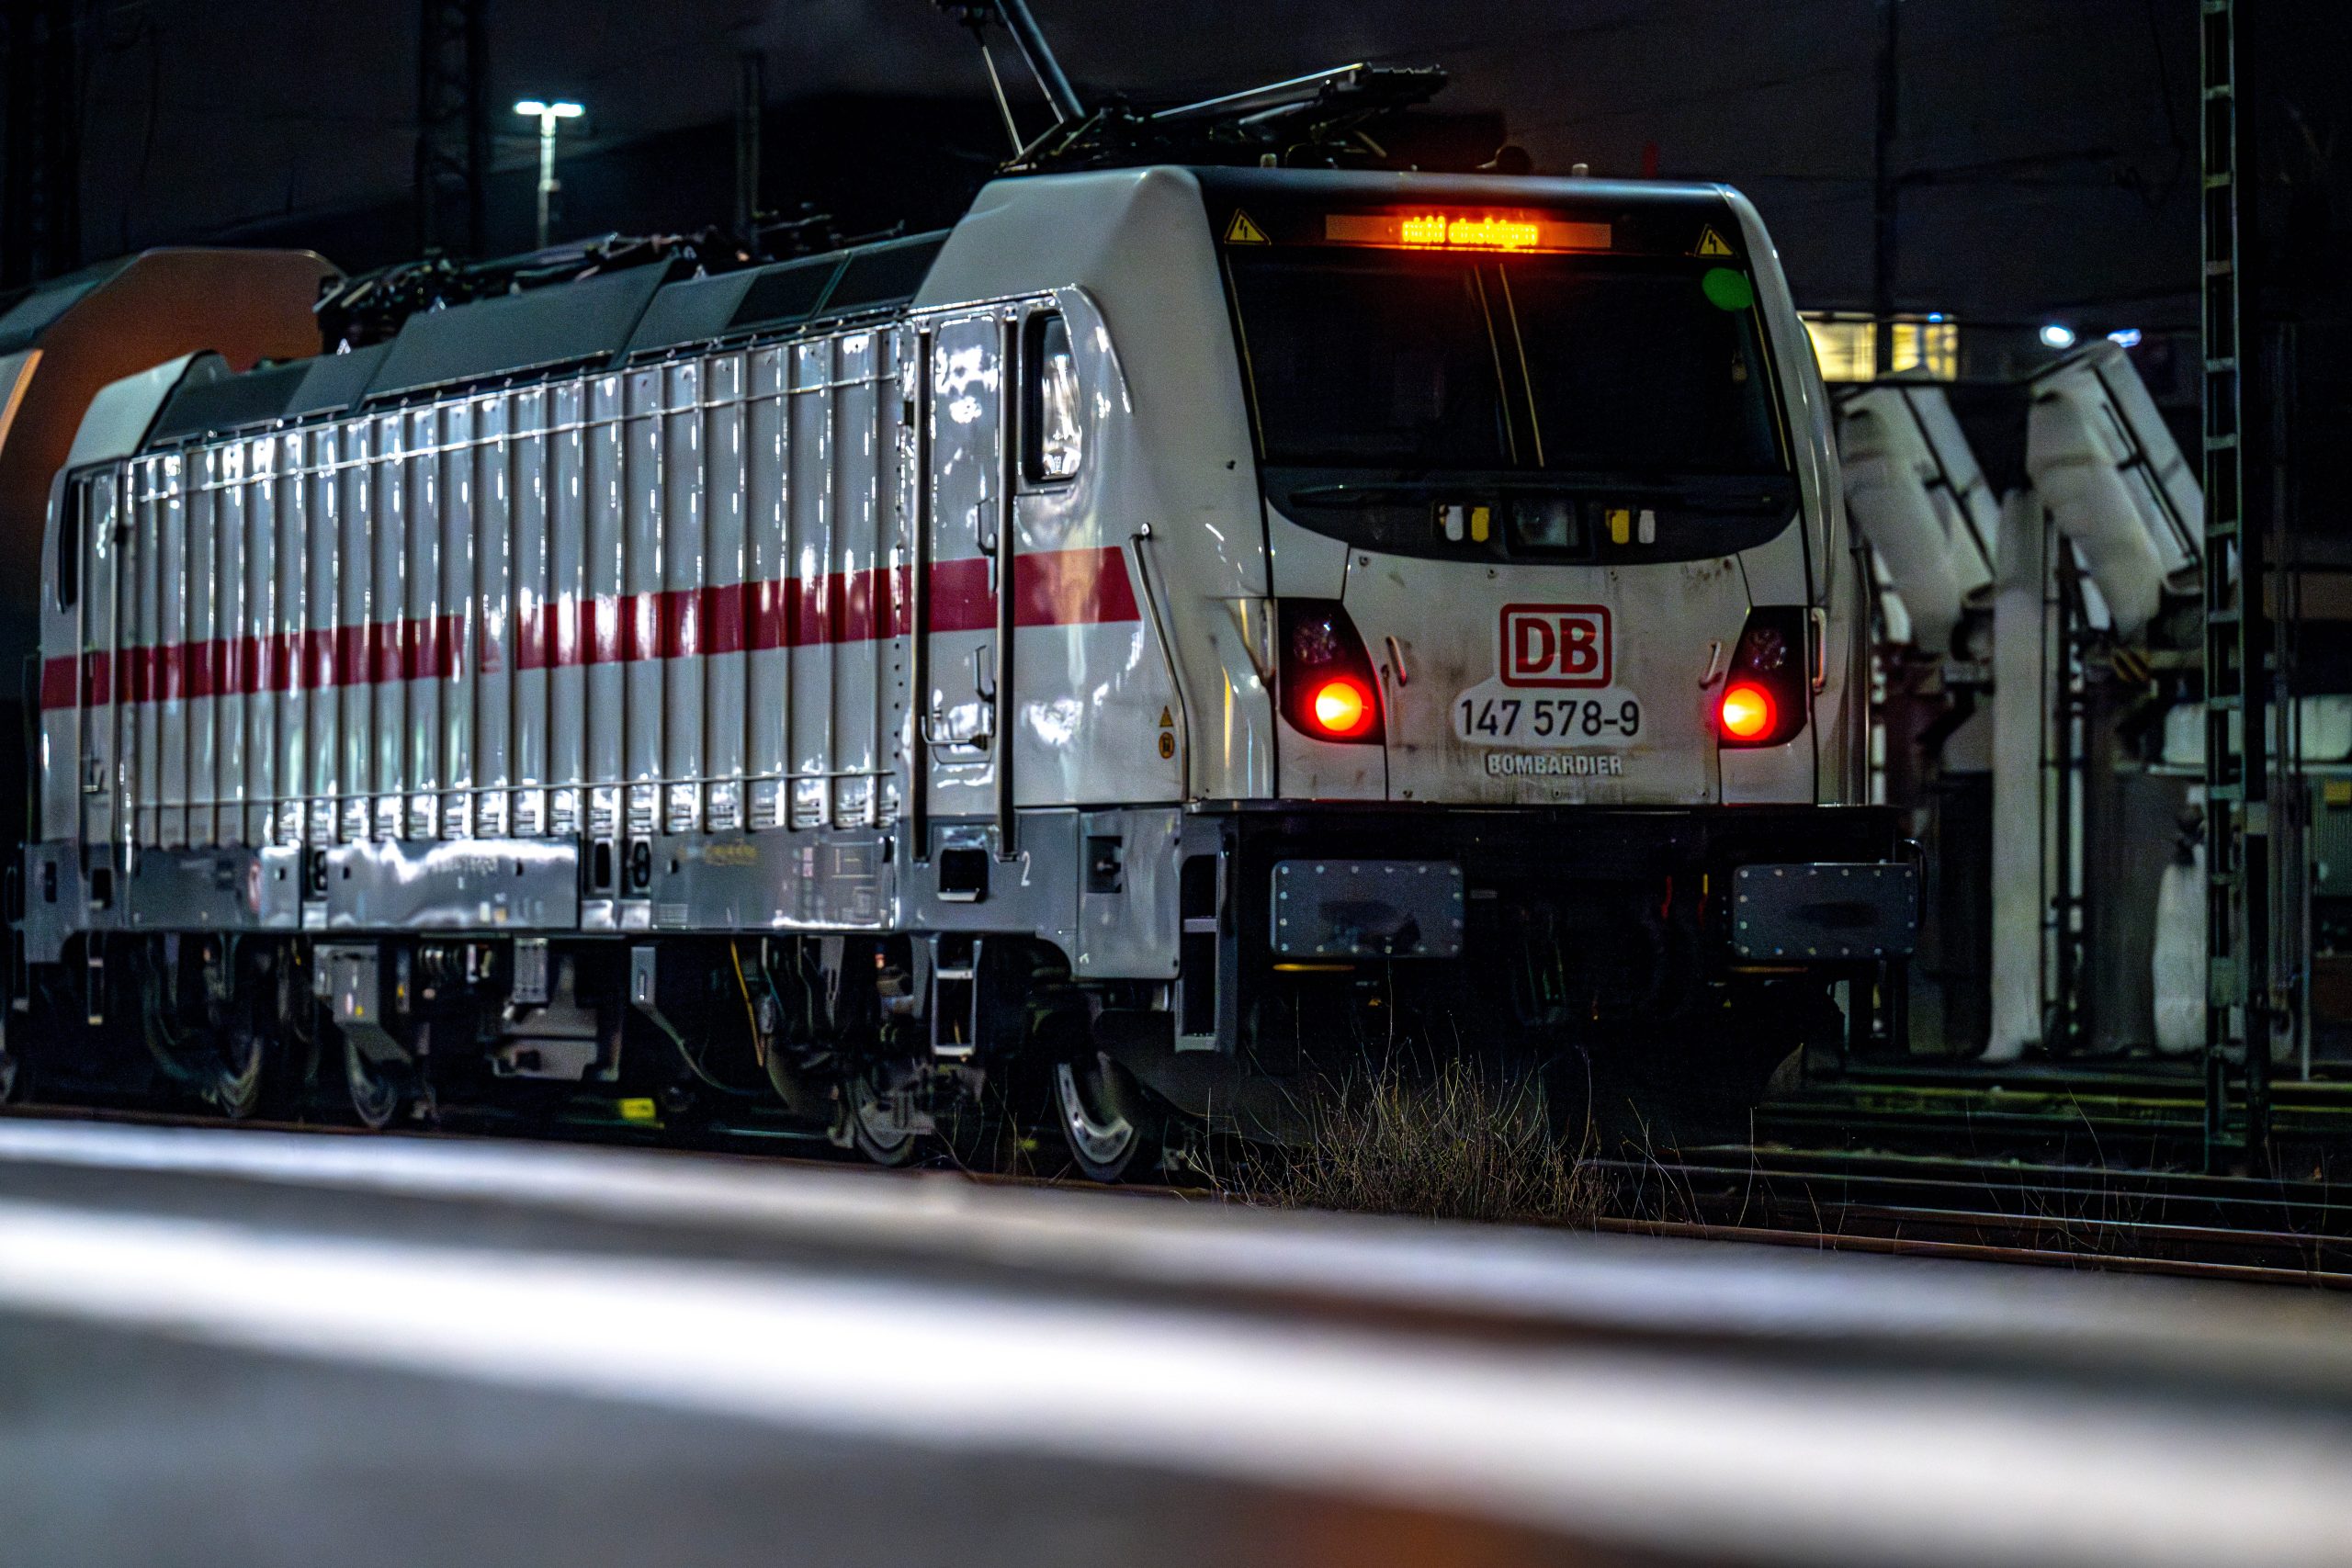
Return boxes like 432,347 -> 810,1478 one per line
239,436 -> 273,845
831,330 -> 880,830
403,406 -> 441,840
133,457 -> 164,850
885,328 -> 918,826
198,449 -> 233,847
662,357 -> 705,835
474,392 -> 513,839
158,454 -> 190,850
368,414 -> 404,840
548,379 -> 588,838
623,366 -> 664,843
586,374 -> 628,849
336,421 -> 372,843
210,445 -> 243,848
438,399 -> 475,840
275,432 -> 309,846
787,339 -> 833,831
306,433 -> 334,843
704,351 -> 748,834
512,387 -> 552,837
745,346 -> 788,831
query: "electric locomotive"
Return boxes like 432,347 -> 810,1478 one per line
11,164 -> 1917,1174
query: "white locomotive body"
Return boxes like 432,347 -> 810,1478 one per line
17,166 -> 1916,1168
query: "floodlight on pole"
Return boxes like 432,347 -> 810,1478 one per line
514,99 -> 585,248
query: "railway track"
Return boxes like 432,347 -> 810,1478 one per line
1755,1059 -> 2352,1172
1597,1146 -> 2352,1284
7,1092 -> 2349,1286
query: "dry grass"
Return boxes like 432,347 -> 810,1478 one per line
1225,1059 -> 1606,1227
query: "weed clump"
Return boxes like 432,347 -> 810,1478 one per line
1231,1059 -> 1602,1226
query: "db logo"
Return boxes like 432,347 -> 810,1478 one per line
1500,604 -> 1611,688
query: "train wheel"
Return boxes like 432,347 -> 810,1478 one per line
842,1062 -> 922,1168
1053,1049 -> 1163,1184
344,1036 -> 406,1130
338,1020 -> 431,1133
211,1012 -> 268,1121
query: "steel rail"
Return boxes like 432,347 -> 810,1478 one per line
1596,1216 -> 2350,1289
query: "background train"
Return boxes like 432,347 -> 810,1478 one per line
3,162 -> 1917,1176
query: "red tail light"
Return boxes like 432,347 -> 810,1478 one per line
1279,599 -> 1384,744
1718,681 -> 1776,741
1717,608 -> 1807,748
1307,675 -> 1377,739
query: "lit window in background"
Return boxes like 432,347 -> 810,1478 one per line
1802,316 -> 1875,382
1800,312 -> 1960,383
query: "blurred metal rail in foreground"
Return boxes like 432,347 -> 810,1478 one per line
11,1096 -> 2352,1283
0,1117 -> 2348,1567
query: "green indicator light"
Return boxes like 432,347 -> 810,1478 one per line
1702,267 -> 1755,311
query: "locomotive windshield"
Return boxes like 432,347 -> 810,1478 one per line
1227,247 -> 1786,477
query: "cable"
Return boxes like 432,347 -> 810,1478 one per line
729,940 -> 763,1065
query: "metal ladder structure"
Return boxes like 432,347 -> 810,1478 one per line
415,0 -> 490,257
2199,0 -> 2275,1168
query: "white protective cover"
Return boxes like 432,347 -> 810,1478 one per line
2158,695 -> 2352,769
2025,343 -> 2201,641
1986,487 -> 2048,1061
2151,839 -> 2204,1056
1837,383 -> 1998,655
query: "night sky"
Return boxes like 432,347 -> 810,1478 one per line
72,1 -> 2206,331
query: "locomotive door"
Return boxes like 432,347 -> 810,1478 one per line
76,471 -> 123,855
915,311 -> 1009,837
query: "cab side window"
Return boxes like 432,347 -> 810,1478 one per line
55,482 -> 81,611
1023,312 -> 1082,483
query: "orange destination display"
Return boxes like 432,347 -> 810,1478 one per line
1323,209 -> 1613,253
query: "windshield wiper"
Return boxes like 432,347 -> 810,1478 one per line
1284,475 -> 1790,509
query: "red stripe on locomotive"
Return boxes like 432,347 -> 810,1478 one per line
40,546 -> 1138,708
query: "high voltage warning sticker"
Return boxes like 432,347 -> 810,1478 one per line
1693,225 -> 1736,257
1224,209 -> 1270,244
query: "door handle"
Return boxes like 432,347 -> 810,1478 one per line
920,647 -> 999,751
920,708 -> 991,750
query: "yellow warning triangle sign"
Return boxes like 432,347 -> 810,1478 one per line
1158,706 -> 1175,728
1223,209 -> 1270,244
1694,225 -> 1735,257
